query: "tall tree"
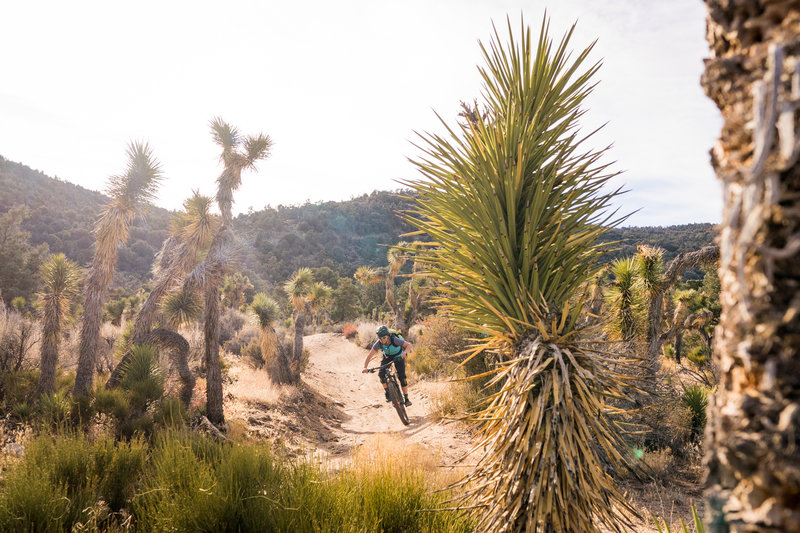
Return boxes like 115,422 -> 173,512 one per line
36,253 -> 81,396
284,267 -> 316,383
0,206 -> 49,306
73,143 -> 163,396
702,2 -> 800,531
105,192 -> 217,389
200,118 -> 272,424
405,17 -> 637,532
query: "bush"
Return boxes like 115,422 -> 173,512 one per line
93,386 -> 131,421
407,314 -> 469,378
0,432 -> 147,531
219,308 -> 247,345
38,391 -> 71,429
682,385 -> 708,442
342,322 -> 358,340
223,323 -> 260,356
355,320 -> 380,349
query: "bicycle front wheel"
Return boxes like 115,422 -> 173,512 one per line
388,378 -> 409,426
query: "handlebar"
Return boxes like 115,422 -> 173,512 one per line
365,359 -> 398,373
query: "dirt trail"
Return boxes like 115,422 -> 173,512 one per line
227,333 -> 475,467
302,333 -> 474,464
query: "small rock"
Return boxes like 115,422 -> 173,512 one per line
3,443 -> 24,457
334,400 -> 345,407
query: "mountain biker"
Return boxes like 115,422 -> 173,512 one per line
362,325 -> 413,406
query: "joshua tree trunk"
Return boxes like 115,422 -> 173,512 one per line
74,270 -> 111,395
36,312 -> 62,397
702,2 -> 800,531
290,310 -> 305,383
204,285 -> 224,425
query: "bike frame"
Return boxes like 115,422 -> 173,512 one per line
366,358 -> 410,426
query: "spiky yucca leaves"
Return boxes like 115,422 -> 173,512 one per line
201,119 -> 271,424
250,293 -> 280,368
283,268 -> 316,382
106,193 -> 218,390
635,245 -> 665,344
162,288 -> 203,329
209,117 -> 273,225
605,257 -> 642,342
36,254 -> 82,396
404,17 -> 636,533
74,143 -> 163,396
120,345 -> 165,411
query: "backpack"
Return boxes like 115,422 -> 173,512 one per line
381,329 -> 404,357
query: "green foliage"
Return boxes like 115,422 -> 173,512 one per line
250,292 -> 280,328
687,345 -> 710,366
2,155 -> 714,295
38,391 -> 72,428
0,432 -> 147,531
10,401 -> 33,422
162,287 -> 203,328
120,344 -> 164,411
93,386 -> 131,420
655,505 -> 706,533
0,205 -> 49,306
405,16 -> 634,532
1,157 -> 170,287
154,397 -> 188,428
682,385 -> 708,441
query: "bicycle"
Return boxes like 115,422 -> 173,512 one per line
366,358 -> 410,426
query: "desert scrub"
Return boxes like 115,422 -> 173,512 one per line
0,432 -> 147,532
0,428 -> 473,532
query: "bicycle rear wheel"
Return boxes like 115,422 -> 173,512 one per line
388,378 -> 409,426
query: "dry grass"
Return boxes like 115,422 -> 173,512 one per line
227,365 -> 287,405
350,433 -> 461,489
355,320 -> 380,349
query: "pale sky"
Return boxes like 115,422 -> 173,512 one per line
1,0 -> 721,227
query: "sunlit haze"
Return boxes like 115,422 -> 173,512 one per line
1,0 -> 721,227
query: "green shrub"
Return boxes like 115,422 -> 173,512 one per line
686,345 -> 710,366
10,401 -> 33,422
682,384 -> 708,441
154,397 -> 188,428
93,386 -> 130,421
38,391 -> 71,429
1,369 -> 39,406
0,430 -> 472,532
121,345 -> 164,411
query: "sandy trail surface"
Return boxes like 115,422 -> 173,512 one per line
302,333 -> 474,465
227,333 -> 475,467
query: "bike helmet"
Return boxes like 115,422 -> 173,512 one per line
376,325 -> 390,338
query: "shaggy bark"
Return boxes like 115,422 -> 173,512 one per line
36,307 -> 62,396
702,2 -> 800,531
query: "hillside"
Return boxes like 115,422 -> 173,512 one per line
0,155 -> 716,291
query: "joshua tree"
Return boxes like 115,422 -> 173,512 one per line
702,2 -> 800,531
605,256 -> 641,342
106,192 -> 217,389
198,117 -> 272,424
73,142 -> 163,396
353,241 -> 419,330
284,267 -> 316,383
250,292 -> 288,380
405,17 -> 637,532
36,253 -> 81,397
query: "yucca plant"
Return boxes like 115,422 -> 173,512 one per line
605,256 -> 642,342
36,253 -> 82,397
120,344 -> 165,411
404,16 -> 637,532
74,142 -> 164,396
250,292 -> 282,375
284,268 -> 316,382
681,384 -> 708,442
